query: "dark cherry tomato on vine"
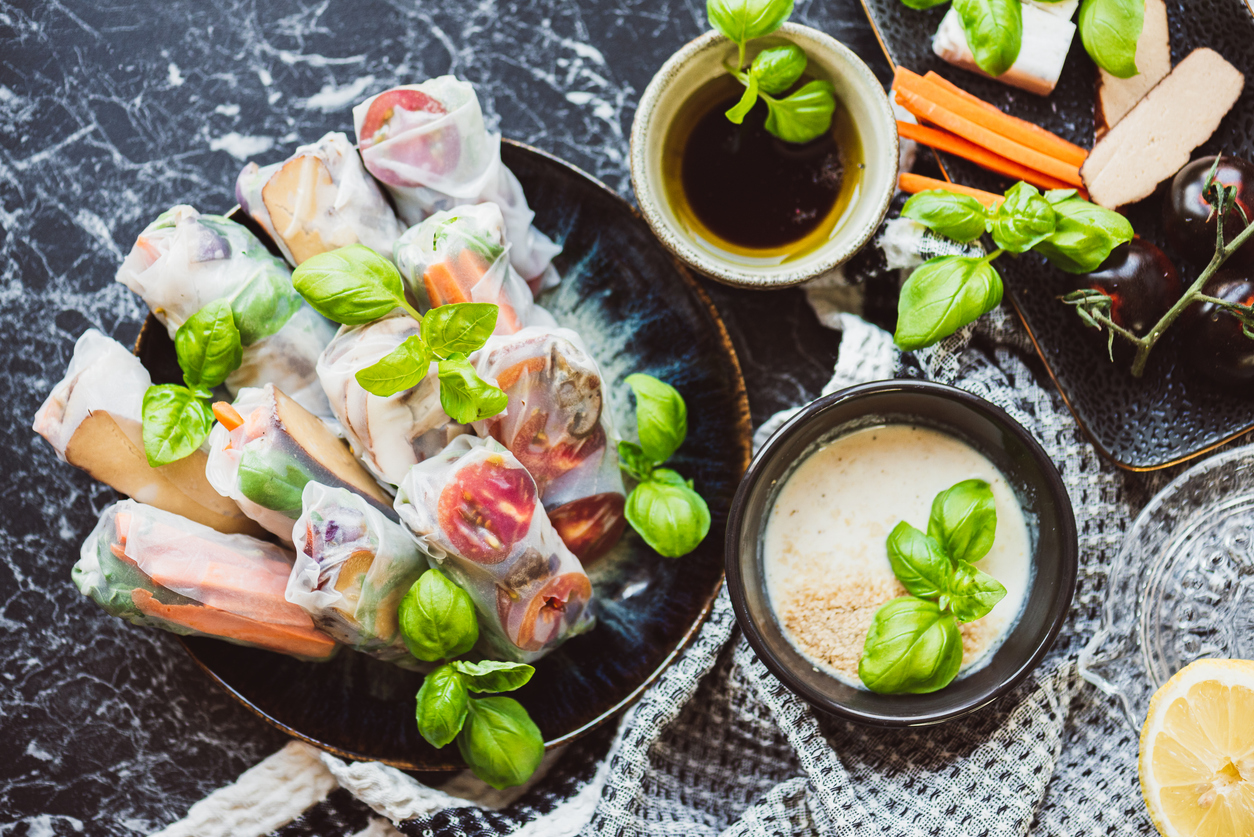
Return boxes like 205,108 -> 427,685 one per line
438,457 -> 536,563
1079,239 -> 1182,336
358,89 -> 459,186
1164,155 -> 1254,267
548,492 -> 627,564
497,572 -> 593,652
1179,269 -> 1254,385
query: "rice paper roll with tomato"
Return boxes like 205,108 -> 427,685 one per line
316,311 -> 468,487
206,384 -> 397,543
74,500 -> 337,661
353,77 -> 561,291
394,435 -> 595,664
471,327 -> 626,563
393,204 -> 554,336
236,131 -> 405,267
288,482 -> 429,668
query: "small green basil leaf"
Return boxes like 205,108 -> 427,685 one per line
990,182 -> 1057,253
236,440 -> 318,517
617,440 -> 655,483
928,478 -> 998,564
141,385 -> 214,467
624,479 -> 710,558
437,355 -> 508,424
763,79 -> 836,144
1078,0 -> 1143,79
894,255 -> 1004,351
175,299 -> 243,390
415,664 -> 469,748
953,0 -> 1023,77
457,696 -> 545,790
947,561 -> 1008,623
706,0 -> 794,46
726,72 -> 760,124
421,302 -> 499,357
1034,197 -> 1135,274
398,569 -> 479,662
291,244 -> 408,325
750,44 -> 807,95
625,373 -> 687,464
901,190 -> 990,244
885,522 -> 952,600
858,597 -> 964,694
1044,188 -> 1078,205
450,660 -> 536,694
355,335 -> 433,397
899,0 -> 950,8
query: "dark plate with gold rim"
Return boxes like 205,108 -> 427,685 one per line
860,0 -> 1254,470
136,139 -> 752,769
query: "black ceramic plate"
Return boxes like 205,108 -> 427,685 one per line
135,140 -> 751,769
861,0 -> 1254,470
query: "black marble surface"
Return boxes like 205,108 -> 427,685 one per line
0,1 -> 877,833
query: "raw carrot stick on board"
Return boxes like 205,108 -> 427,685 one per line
897,121 -> 1074,192
898,174 -> 1003,208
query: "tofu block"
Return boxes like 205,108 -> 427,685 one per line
932,4 -> 1076,96
1096,0 -> 1172,137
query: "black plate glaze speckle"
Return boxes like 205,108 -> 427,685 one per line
135,140 -> 752,769
861,0 -> 1254,470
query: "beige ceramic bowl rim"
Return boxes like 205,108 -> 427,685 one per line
630,22 -> 899,289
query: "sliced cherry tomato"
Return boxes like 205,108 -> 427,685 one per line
506,572 -> 593,652
506,411 -> 607,483
548,493 -> 627,564
359,89 -> 445,147
437,457 -> 537,564
358,89 -> 459,186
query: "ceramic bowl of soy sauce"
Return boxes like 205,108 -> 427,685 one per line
630,23 -> 898,289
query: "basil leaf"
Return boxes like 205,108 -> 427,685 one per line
1078,0 -> 1143,79
437,355 -> 508,424
355,335 -> 433,397
894,255 -> 1004,351
457,696 -> 545,790
899,0 -> 949,8
726,72 -> 760,124
451,660 -> 535,694
751,44 -> 807,95
421,302 -> 498,358
236,441 -> 317,517
901,190 -> 989,244
1034,197 -> 1134,274
953,0 -> 1022,77
706,0 -> 794,47
885,522 -> 952,600
1044,188 -> 1078,205
415,664 -> 469,748
624,478 -> 710,558
398,569 -> 479,662
141,385 -> 215,467
175,299 -> 243,390
858,597 -> 964,694
617,440 -> 655,482
291,244 -> 408,325
947,560 -> 1007,623
625,373 -> 687,464
990,182 -> 1057,253
928,478 -> 998,564
649,467 -> 691,487
763,79 -> 836,144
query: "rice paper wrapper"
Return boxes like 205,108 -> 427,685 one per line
353,77 -> 561,286
394,435 -> 596,664
228,305 -> 338,421
73,500 -> 337,661
393,203 -> 555,336
289,482 -> 429,669
471,327 -> 626,563
236,131 -> 405,267
115,205 -> 302,345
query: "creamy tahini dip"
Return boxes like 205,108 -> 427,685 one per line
763,424 -> 1032,688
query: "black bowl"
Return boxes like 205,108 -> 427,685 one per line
725,381 -> 1077,726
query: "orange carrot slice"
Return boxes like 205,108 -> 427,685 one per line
213,402 -> 244,431
423,261 -> 471,307
898,121 -> 1073,192
899,174 -> 1004,208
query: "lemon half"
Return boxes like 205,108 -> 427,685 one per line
1139,658 -> 1254,837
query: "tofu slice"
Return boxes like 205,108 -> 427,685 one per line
1096,0 -> 1171,137
261,154 -> 342,265
1082,48 -> 1245,209
932,4 -> 1076,96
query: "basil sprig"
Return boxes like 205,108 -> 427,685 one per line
858,479 -> 1007,694
141,299 -> 243,466
895,183 -> 1133,350
398,569 -> 543,789
953,0 -> 1022,78
291,245 -> 506,424
618,374 -> 711,559
707,0 -> 835,144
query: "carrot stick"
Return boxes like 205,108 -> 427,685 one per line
898,174 -> 1003,208
894,86 -> 1084,187
898,121 -> 1073,192
213,402 -> 244,431
453,248 -> 523,333
423,261 -> 471,307
922,71 -> 1089,168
